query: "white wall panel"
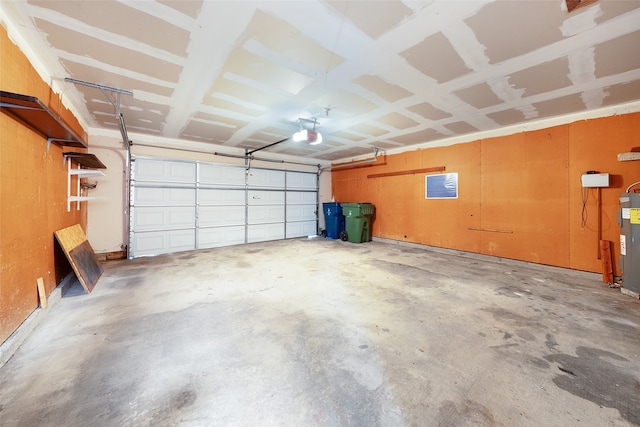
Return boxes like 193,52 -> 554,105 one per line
199,205 -> 246,227
199,163 -> 245,187
198,226 -> 245,248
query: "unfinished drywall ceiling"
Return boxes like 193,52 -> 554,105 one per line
1,0 -> 639,161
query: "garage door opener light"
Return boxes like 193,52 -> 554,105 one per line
293,118 -> 322,145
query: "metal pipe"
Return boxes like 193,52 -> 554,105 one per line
250,156 -> 319,167
597,187 -> 602,260
321,147 -> 380,172
132,140 -> 219,156
124,141 -> 318,168
468,227 -> 514,234
66,77 -> 133,148
247,137 -> 289,155
125,145 -> 131,257
64,78 -> 133,96
215,151 -> 320,168
118,113 -> 131,149
626,181 -> 640,193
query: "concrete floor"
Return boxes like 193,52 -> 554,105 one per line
1,238 -> 639,426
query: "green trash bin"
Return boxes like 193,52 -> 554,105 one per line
341,202 -> 375,243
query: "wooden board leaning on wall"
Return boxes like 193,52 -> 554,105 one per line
54,224 -> 103,293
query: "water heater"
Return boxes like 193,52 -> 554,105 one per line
618,193 -> 640,293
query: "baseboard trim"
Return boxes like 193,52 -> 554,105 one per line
372,237 -> 599,280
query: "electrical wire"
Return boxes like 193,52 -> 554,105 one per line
581,186 -> 589,228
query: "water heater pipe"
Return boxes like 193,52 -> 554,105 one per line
597,187 -> 601,260
626,181 -> 640,193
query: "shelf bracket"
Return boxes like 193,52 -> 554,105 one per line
0,102 -> 40,111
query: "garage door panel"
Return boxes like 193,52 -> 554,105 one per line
132,206 -> 196,231
287,191 -> 316,204
199,205 -> 246,227
248,205 -> 285,224
248,224 -> 285,242
134,159 -> 196,184
198,226 -> 245,248
132,229 -> 196,257
248,190 -> 285,205
286,204 -> 317,221
199,163 -> 245,187
130,157 -> 317,258
247,169 -> 285,188
199,189 -> 245,205
286,221 -> 316,238
287,171 -> 316,190
134,187 -> 196,206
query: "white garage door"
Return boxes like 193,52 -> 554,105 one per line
129,157 -> 318,258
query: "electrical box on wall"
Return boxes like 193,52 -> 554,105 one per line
581,173 -> 609,188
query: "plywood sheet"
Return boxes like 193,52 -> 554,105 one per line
54,224 -> 102,293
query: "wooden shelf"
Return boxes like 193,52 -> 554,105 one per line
63,152 -> 106,169
0,91 -> 86,148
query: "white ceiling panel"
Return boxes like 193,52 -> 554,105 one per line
1,0 -> 638,161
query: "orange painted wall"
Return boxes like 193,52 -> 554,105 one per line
332,113 -> 640,275
1,26 -> 87,344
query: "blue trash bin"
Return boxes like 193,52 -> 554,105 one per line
323,202 -> 345,239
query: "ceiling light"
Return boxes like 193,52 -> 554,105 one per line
292,129 -> 307,142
